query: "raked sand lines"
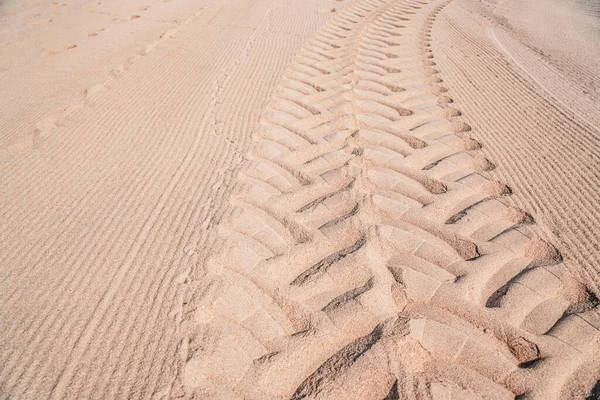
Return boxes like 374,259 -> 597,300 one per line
0,0 -> 360,398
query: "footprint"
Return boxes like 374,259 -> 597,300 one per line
111,57 -> 134,77
85,83 -> 106,100
129,15 -> 141,20
138,6 -> 149,11
41,48 -> 58,56
28,18 -> 53,26
160,27 -> 178,39
34,115 -> 60,139
87,28 -> 104,37
111,66 -> 125,78
138,42 -> 157,56
40,44 -> 76,56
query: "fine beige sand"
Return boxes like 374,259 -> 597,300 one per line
0,0 -> 599,399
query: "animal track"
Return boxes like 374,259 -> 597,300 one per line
181,0 -> 600,398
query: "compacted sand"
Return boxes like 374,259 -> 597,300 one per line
0,0 -> 599,399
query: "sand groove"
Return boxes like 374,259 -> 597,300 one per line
175,0 -> 600,398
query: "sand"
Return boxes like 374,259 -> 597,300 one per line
0,0 -> 598,398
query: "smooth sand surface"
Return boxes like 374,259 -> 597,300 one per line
0,0 -> 599,398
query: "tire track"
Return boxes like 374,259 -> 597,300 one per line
182,0 -> 600,398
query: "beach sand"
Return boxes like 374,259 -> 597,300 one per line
1,0 -> 599,398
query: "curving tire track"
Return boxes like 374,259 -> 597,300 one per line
182,0 -> 600,398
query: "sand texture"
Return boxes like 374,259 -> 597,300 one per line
1,0 -> 599,399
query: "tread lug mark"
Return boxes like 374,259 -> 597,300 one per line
290,234 -> 367,286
